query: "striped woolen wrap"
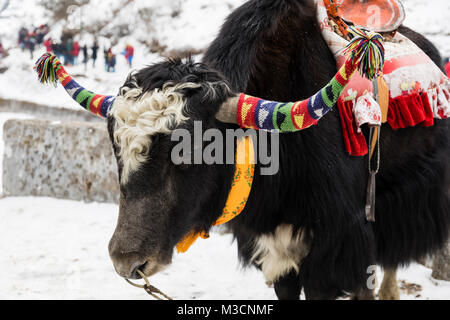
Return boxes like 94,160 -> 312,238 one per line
237,58 -> 357,131
35,54 -> 115,118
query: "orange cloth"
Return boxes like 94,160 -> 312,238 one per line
176,137 -> 255,253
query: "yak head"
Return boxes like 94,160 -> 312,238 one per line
106,59 -> 238,279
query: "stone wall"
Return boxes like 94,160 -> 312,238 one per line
0,98 -> 101,123
2,119 -> 119,203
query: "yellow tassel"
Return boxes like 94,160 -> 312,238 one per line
176,231 -> 210,253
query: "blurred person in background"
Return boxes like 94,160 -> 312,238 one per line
92,40 -> 99,68
27,32 -> 36,59
53,40 -> 62,59
123,43 -> 134,68
44,37 -> 53,53
106,47 -> 116,72
18,27 -> 28,51
39,24 -> 50,43
71,40 -> 80,65
36,25 -> 45,45
110,53 -> 117,72
103,47 -> 109,71
66,37 -> 74,65
82,44 -> 88,70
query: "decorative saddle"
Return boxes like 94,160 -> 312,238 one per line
318,0 -> 450,156
339,0 -> 406,33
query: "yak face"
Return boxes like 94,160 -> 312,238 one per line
107,58 -> 235,279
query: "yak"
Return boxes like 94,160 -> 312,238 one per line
34,0 -> 449,300
199,0 -> 449,299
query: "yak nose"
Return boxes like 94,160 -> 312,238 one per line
108,241 -> 146,279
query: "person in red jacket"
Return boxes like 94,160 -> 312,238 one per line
43,38 -> 53,53
71,41 -> 81,65
123,43 -> 134,68
445,58 -> 450,77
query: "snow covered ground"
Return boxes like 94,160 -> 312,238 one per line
0,197 -> 448,300
0,197 -> 274,300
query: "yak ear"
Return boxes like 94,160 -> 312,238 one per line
215,95 -> 239,124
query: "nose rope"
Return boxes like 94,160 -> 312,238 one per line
125,270 -> 173,300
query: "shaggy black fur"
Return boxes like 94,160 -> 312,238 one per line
203,0 -> 449,299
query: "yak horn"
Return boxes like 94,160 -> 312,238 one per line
216,95 -> 240,124
33,53 -> 115,118
217,27 -> 385,131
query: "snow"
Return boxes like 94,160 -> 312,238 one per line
0,196 -> 448,300
403,0 -> 450,57
0,197 -> 274,300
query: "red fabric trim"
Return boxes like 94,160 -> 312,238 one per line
387,92 -> 434,130
337,99 -> 368,157
337,92 -> 435,156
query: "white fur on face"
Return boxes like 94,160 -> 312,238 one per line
109,81 -> 200,184
251,224 -> 310,284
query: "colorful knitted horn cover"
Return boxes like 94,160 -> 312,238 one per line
237,27 -> 385,131
34,53 -> 115,118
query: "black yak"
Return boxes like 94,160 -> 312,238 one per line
200,0 -> 449,299
34,0 -> 449,300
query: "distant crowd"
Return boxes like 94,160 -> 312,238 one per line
18,24 -> 50,59
45,35 -> 100,69
12,24 -> 135,73
41,35 -> 134,73
0,26 -> 449,78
